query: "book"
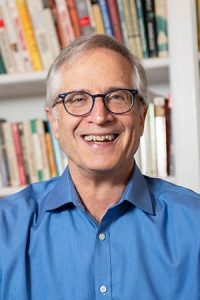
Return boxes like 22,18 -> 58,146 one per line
11,122 -> 27,185
2,122 -> 20,186
0,120 -> 10,187
143,0 -> 158,57
91,0 -> 105,34
0,8 -> 16,73
106,0 -> 123,43
44,121 -> 57,177
98,0 -> 113,36
154,96 -> 167,178
16,0 -> 43,71
116,0 -> 129,46
54,0 -> 75,47
26,0 -> 55,69
135,0 -> 149,58
67,0 -> 81,37
0,51 -> 6,74
23,120 -> 38,183
18,122 -> 30,184
122,0 -> 138,55
154,0 -> 168,57
0,0 -> 25,73
6,0 -> 33,72
75,0 -> 95,35
196,0 -> 200,51
129,0 -> 143,57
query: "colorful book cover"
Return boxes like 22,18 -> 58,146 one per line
0,51 -> 6,74
116,0 -> 128,46
0,120 -> 10,187
67,0 -> 81,37
75,0 -> 94,35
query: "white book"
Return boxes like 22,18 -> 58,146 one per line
154,96 -> 167,178
1,0 -> 25,72
26,0 -> 54,69
6,0 -> 33,72
42,8 -> 60,59
0,6 -> 16,73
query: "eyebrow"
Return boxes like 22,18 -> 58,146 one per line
65,86 -> 134,94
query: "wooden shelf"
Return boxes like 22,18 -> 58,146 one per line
0,57 -> 169,99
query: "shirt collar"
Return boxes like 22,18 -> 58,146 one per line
42,163 -> 154,215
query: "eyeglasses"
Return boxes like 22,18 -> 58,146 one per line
53,88 -> 140,116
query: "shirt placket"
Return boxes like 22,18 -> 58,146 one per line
94,222 -> 112,300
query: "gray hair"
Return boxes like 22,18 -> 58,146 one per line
46,34 -> 148,108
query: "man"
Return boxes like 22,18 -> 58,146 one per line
0,34 -> 200,300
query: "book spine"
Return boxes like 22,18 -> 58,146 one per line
154,96 -> 167,178
23,120 -> 38,183
75,0 -> 94,35
16,0 -> 43,71
116,0 -> 129,46
91,1 -> 105,34
0,11 -> 16,73
11,122 -> 27,186
154,0 -> 168,57
143,0 -> 158,57
0,120 -> 10,186
44,121 -> 57,177
42,8 -> 60,58
36,119 -> 51,180
128,0 -> 143,57
1,0 -> 26,73
0,51 -> 6,74
122,0 -> 136,54
26,0 -> 55,70
30,119 -> 44,181
107,0 -> 124,43
18,122 -> 30,184
135,0 -> 149,58
2,122 -> 20,186
54,0 -> 75,47
98,0 -> 113,36
67,0 -> 81,37
6,0 -> 33,72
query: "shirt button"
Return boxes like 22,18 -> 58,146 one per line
99,285 -> 107,293
99,233 -> 106,241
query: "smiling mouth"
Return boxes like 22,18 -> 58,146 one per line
82,134 -> 118,142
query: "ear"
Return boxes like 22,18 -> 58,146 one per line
139,104 -> 148,136
45,106 -> 60,140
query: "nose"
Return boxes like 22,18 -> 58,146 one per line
87,97 -> 114,125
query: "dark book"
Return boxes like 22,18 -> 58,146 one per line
142,0 -> 158,57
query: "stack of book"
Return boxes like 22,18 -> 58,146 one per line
0,119 -> 68,188
0,0 -> 168,75
0,95 -> 172,188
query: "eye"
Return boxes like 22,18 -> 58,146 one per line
107,91 -> 126,102
67,93 -> 89,106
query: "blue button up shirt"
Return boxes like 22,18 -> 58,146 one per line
0,164 -> 200,300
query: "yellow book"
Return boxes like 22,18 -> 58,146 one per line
16,0 -> 43,71
92,2 -> 105,34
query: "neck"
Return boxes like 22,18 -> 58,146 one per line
68,161 -> 134,222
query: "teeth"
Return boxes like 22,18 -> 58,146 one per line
84,134 -> 116,142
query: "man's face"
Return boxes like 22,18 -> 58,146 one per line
47,48 -> 147,177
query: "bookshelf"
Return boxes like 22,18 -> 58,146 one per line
0,0 -> 200,196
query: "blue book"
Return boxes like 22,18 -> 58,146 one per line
98,0 -> 113,36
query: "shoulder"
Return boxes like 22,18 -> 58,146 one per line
0,176 -> 59,227
145,176 -> 200,215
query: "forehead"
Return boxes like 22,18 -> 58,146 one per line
58,48 -> 134,91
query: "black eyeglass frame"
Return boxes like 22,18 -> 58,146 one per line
53,88 -> 143,116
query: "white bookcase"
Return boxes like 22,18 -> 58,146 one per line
0,0 -> 200,196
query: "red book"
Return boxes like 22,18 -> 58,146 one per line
11,122 -> 27,186
106,0 -> 124,43
66,0 -> 81,37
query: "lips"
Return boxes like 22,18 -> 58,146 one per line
82,134 -> 118,142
